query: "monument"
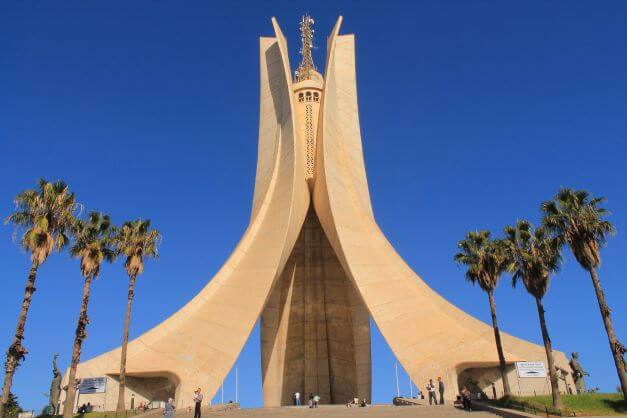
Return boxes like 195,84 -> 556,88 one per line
60,16 -> 575,410
569,352 -> 588,394
49,354 -> 61,415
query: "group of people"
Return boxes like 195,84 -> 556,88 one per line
292,392 -> 322,408
77,402 -> 92,414
346,397 -> 368,408
158,380 -> 470,414
162,388 -> 202,418
154,380 -> 478,415
421,377 -> 474,411
292,391 -> 369,408
421,377 -> 445,405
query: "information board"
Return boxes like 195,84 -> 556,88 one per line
515,361 -> 547,378
78,377 -> 107,394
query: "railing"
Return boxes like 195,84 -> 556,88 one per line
486,398 -> 579,417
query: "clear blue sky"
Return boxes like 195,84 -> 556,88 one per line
1,0 -> 626,412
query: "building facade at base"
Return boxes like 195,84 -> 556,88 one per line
59,16 -> 575,412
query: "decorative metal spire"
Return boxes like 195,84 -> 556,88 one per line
295,14 -> 316,82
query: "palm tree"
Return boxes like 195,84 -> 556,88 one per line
455,230 -> 512,397
114,220 -> 160,412
541,188 -> 626,399
63,212 -> 116,418
1,179 -> 78,418
504,220 -> 563,410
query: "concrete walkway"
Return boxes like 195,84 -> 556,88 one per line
197,404 -> 494,417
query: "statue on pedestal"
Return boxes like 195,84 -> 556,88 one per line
569,352 -> 588,394
49,354 -> 62,415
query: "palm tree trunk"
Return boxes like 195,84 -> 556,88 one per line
588,268 -> 627,399
534,297 -> 563,410
116,274 -> 137,412
0,261 -> 39,418
488,290 -> 511,397
63,275 -> 94,418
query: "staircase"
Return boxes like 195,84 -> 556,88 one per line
166,404 -> 496,417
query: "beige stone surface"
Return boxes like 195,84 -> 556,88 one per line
61,16 -> 575,412
61,17 -> 310,412
313,15 -> 574,402
261,208 -> 371,406
165,404 -> 496,418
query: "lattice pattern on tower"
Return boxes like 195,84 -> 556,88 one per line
305,103 -> 315,177
295,14 -> 316,82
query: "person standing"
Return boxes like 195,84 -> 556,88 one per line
427,380 -> 437,405
193,388 -> 203,418
313,394 -> 320,408
491,382 -> 497,400
164,398 -> 175,418
294,391 -> 301,406
437,377 -> 445,405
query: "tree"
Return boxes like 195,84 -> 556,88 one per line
114,220 -> 161,412
2,179 -> 78,418
63,213 -> 116,418
504,220 -> 563,409
5,393 -> 21,418
455,230 -> 512,397
541,188 -> 626,399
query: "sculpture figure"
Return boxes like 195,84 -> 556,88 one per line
569,352 -> 588,394
49,354 -> 62,415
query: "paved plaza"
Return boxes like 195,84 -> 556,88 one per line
168,405 -> 494,418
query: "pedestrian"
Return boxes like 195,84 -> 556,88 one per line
438,377 -> 445,404
427,379 -> 437,405
313,394 -> 320,408
164,398 -> 175,418
460,386 -> 472,411
491,382 -> 497,400
294,391 -> 301,406
308,393 -> 314,408
193,388 -> 203,418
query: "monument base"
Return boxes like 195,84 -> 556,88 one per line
261,207 -> 371,406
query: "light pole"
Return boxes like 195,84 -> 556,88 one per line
235,366 -> 239,404
394,362 -> 400,397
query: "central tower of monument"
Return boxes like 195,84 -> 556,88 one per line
260,15 -> 371,406
63,15 -> 574,411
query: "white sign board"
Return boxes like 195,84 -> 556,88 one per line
79,377 -> 107,394
516,361 -> 547,378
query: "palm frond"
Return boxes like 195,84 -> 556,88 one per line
504,220 -> 562,299
113,219 -> 161,277
454,230 -> 507,292
541,188 -> 615,269
70,212 -> 116,278
6,179 -> 80,263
